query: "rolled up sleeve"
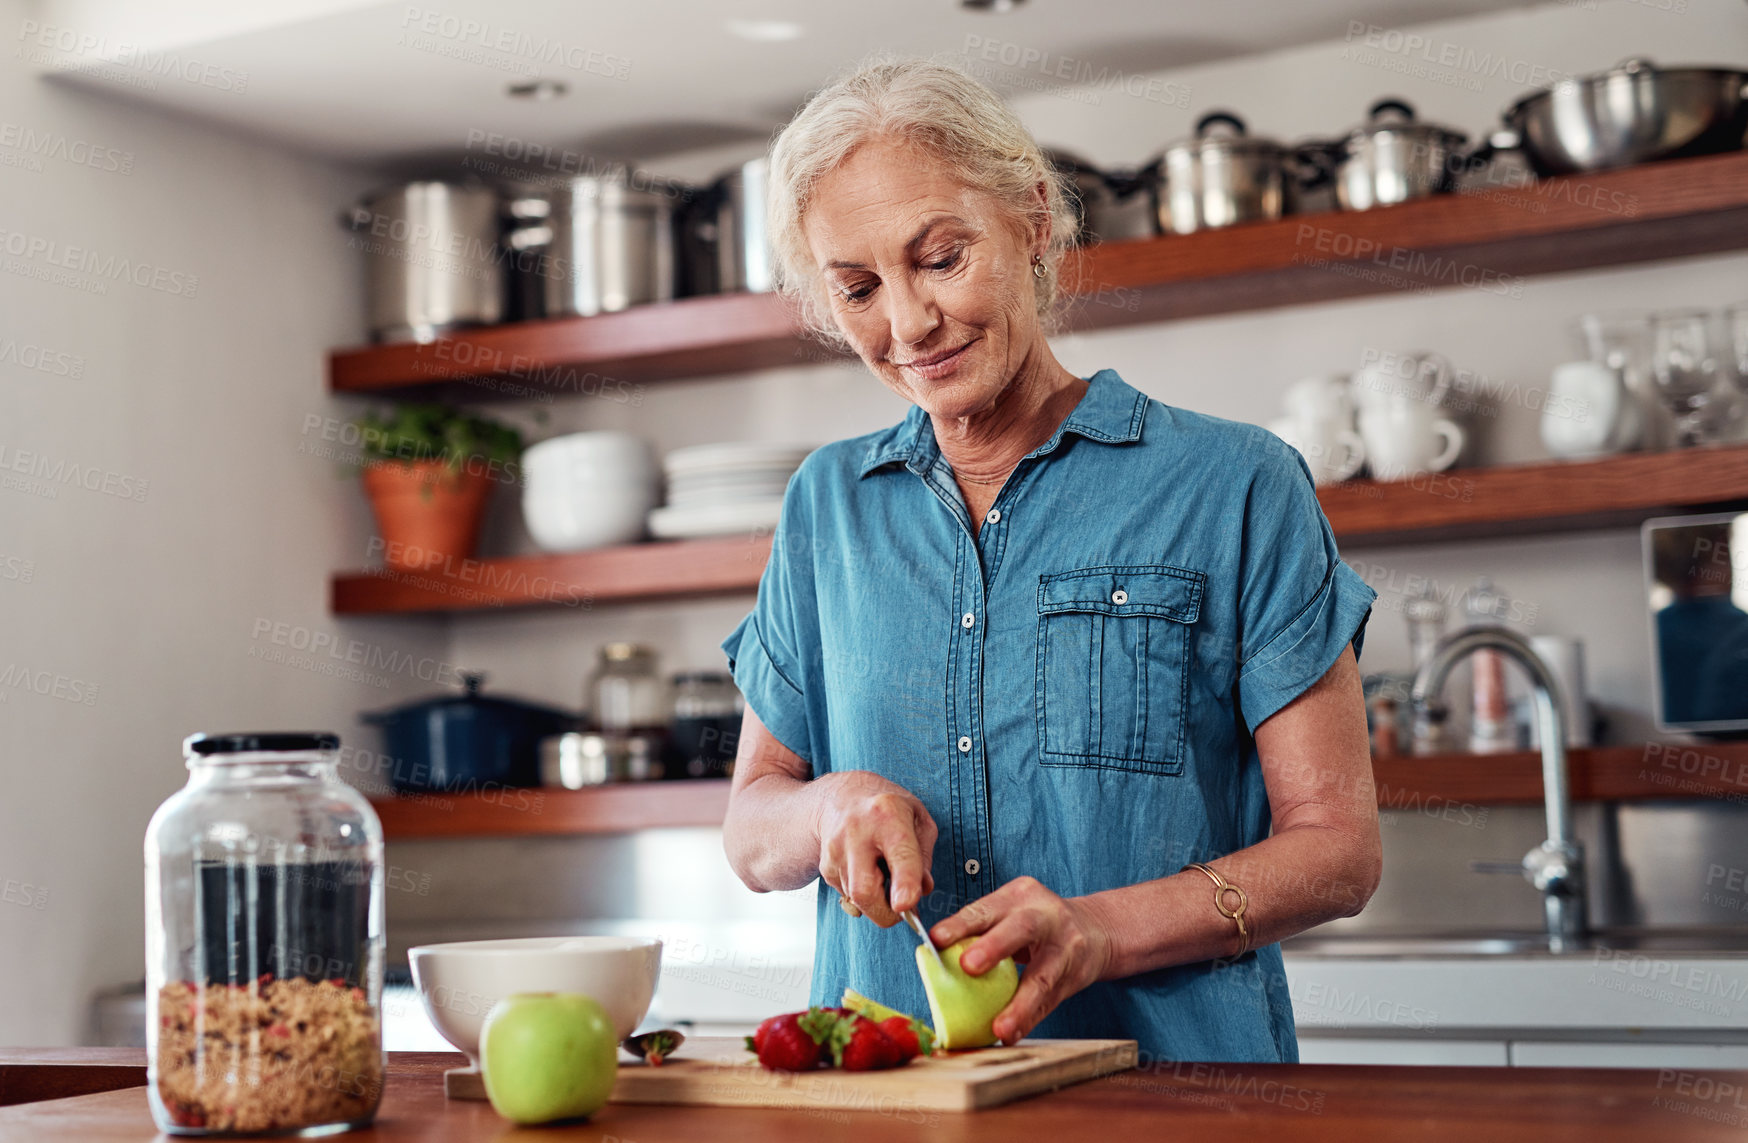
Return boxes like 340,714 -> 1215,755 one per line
1235,441 -> 1376,734
721,478 -> 817,767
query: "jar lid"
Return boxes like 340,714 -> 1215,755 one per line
601,642 -> 655,663
184,732 -> 339,756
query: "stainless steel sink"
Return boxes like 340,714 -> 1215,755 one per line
1282,926 -> 1748,959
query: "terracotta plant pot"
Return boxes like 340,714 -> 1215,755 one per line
361,461 -> 494,570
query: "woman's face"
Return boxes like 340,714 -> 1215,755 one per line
803,135 -> 1046,422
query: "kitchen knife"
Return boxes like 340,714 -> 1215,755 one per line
903,908 -> 946,969
839,858 -> 946,967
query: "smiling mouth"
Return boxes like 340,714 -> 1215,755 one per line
894,340 -> 976,372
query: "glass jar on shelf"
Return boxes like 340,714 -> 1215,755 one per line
587,643 -> 670,735
670,671 -> 743,779
144,732 -> 385,1136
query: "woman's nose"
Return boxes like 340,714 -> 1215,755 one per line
884,276 -> 941,347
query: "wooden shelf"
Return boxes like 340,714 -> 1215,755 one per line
331,534 -> 771,615
371,780 -> 732,841
330,446 -> 1748,614
326,153 -> 1748,397
1319,442 -> 1748,546
1058,150 -> 1748,331
329,292 -> 833,398
1373,742 -> 1748,808
369,743 -> 1748,840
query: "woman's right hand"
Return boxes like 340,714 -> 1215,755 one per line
814,770 -> 938,928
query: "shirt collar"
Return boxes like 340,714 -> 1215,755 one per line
857,369 -> 1148,478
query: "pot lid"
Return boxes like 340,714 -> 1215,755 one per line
361,672 -> 576,722
1164,112 -> 1287,157
1339,98 -> 1468,145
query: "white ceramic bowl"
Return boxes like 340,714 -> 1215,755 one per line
408,935 -> 662,1065
521,432 -> 660,551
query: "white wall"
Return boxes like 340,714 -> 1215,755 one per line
0,0 -> 445,1044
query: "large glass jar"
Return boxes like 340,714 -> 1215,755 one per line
145,733 -> 385,1136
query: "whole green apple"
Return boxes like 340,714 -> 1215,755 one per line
915,938 -> 1020,1050
479,992 -> 618,1124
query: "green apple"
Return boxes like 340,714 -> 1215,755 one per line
840,987 -> 913,1024
915,938 -> 1020,1050
479,992 -> 618,1124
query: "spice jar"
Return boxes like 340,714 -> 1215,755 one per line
145,733 -> 385,1135
586,643 -> 670,734
669,671 -> 742,778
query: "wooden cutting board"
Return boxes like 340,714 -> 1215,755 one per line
446,1036 -> 1136,1112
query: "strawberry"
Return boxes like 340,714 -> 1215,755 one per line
877,1015 -> 934,1060
829,1013 -> 908,1071
745,1008 -> 841,1071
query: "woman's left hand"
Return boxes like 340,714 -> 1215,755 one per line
928,875 -> 1114,1043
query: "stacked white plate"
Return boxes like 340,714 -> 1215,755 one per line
648,442 -> 813,539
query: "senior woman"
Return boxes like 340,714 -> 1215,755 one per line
720,59 -> 1381,1064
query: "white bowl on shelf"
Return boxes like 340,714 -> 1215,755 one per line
408,935 -> 663,1068
522,431 -> 659,551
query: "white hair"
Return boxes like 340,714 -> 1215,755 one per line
766,56 -> 1077,347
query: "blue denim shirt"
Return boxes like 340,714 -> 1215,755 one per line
722,369 -> 1375,1062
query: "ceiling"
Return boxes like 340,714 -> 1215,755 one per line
29,0 -> 1542,168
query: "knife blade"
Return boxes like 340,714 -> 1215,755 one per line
902,908 -> 946,968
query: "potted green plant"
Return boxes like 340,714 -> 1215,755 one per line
354,403 -> 522,570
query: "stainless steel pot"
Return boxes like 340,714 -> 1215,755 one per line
1488,58 -> 1748,176
1158,112 -> 1294,235
343,181 -> 504,344
508,174 -> 678,318
1312,99 -> 1469,211
1043,150 -> 1158,244
715,157 -> 774,293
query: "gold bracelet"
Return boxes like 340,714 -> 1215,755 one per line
1183,862 -> 1250,959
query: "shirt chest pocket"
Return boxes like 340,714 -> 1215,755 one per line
1036,564 -> 1205,774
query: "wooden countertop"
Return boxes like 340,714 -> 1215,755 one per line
4,1049 -> 1748,1141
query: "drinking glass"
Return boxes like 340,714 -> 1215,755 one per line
1727,302 -> 1748,388
1576,312 -> 1651,393
1651,309 -> 1725,447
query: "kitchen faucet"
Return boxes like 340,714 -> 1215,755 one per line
1411,627 -> 1588,951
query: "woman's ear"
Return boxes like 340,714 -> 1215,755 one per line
1032,178 -> 1055,259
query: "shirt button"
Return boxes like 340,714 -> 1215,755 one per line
964,858 -> 981,876
961,612 -> 976,628
957,736 -> 972,753
985,508 -> 1001,524
1112,588 -> 1129,605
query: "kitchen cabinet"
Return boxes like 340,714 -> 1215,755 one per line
1285,949 -> 1748,1069
1510,1041 -> 1748,1069
1298,1037 -> 1508,1066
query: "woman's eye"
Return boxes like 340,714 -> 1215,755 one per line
925,250 -> 961,272
841,282 -> 876,303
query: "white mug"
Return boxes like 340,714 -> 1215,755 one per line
1353,350 -> 1452,415
1281,374 -> 1355,426
1268,416 -> 1366,486
1358,403 -> 1464,479
1541,359 -> 1642,458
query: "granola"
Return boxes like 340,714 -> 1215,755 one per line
155,976 -> 383,1133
